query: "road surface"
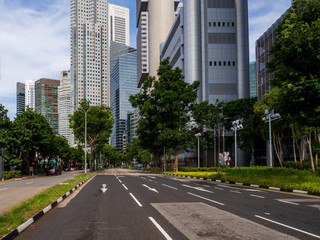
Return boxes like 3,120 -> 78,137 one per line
16,169 -> 320,239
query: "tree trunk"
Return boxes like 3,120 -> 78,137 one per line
292,127 -> 297,162
306,133 -> 315,171
300,139 -> 305,163
249,148 -> 254,166
273,133 -> 283,167
173,149 -> 178,172
315,130 -> 318,167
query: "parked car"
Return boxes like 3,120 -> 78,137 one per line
46,167 -> 61,176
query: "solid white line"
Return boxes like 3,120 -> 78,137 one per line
162,184 -> 178,190
250,194 -> 265,199
149,217 -> 173,240
25,182 -> 33,185
119,179 -> 122,183
255,215 -> 320,239
129,193 -> 143,207
122,184 -> 128,190
187,192 -> 225,206
277,200 -> 299,206
0,188 -> 8,191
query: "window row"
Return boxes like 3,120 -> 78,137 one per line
209,61 -> 236,67
208,21 -> 235,27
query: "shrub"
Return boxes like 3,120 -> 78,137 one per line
2,171 -> 21,180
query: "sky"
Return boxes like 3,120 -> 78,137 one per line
0,0 -> 292,120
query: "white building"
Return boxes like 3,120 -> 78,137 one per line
25,80 -> 35,110
136,0 -> 180,87
71,0 -> 129,109
58,70 -> 74,146
108,3 -> 130,46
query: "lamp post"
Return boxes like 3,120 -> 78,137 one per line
231,120 -> 243,167
195,133 -> 202,168
262,109 -> 281,167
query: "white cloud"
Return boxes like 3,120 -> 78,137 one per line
0,0 -> 70,118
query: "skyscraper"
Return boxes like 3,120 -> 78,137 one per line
25,80 -> 35,110
110,41 -> 138,152
70,0 -> 129,109
160,0 -> 250,104
16,82 -> 25,115
35,78 -> 60,133
58,70 -> 74,146
136,0 -> 180,87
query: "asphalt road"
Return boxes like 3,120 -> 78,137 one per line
16,169 -> 320,240
0,170 -> 83,215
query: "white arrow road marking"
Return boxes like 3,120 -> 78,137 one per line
101,184 -> 107,193
148,176 -> 156,179
182,184 -> 214,193
142,184 -> 159,193
25,182 -> 33,185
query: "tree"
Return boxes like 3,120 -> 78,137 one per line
10,108 -> 56,171
130,58 -> 200,171
70,99 -> 114,171
268,0 -> 320,170
0,104 -> 11,159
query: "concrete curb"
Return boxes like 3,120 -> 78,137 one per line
1,174 -> 96,240
146,171 -> 320,197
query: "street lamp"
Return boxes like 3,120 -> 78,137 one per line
195,133 -> 202,168
231,120 -> 243,167
262,109 -> 281,167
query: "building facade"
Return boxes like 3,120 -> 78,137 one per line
255,12 -> 287,99
35,78 -> 60,133
110,46 -> 138,152
160,0 -> 250,104
58,70 -> 74,146
136,0 -> 180,87
16,82 -> 25,115
70,0 -> 129,110
25,80 -> 35,110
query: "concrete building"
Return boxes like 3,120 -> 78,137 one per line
250,62 -> 257,98
58,70 -> 74,146
35,78 -> 60,133
25,80 -> 35,110
16,82 -> 25,115
160,0 -> 250,104
136,0 -> 180,87
70,0 -> 129,110
110,43 -> 138,152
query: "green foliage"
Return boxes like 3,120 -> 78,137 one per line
69,99 -> 114,171
130,58 -> 200,170
2,171 -> 21,180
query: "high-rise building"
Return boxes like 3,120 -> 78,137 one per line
35,78 -> 60,133
16,82 -> 25,115
110,43 -> 138,152
108,3 -> 130,46
25,80 -> 35,110
136,0 -> 180,87
256,12 -> 287,100
250,62 -> 257,98
58,70 -> 74,146
160,0 -> 250,104
70,0 -> 129,110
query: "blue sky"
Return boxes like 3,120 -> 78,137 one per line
0,0 -> 291,120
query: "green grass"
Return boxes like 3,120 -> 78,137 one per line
0,173 -> 94,237
164,167 -> 320,193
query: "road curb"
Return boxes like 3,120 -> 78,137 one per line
1,173 -> 96,240
146,171 -> 320,197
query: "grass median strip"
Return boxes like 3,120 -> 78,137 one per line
0,173 -> 94,238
